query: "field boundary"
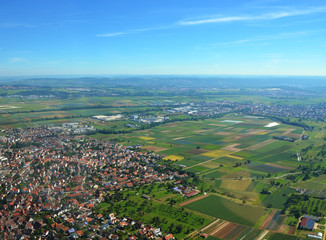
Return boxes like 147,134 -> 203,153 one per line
179,194 -> 208,207
260,210 -> 277,229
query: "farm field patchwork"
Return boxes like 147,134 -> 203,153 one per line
294,180 -> 326,198
265,211 -> 286,231
116,115 -> 308,208
207,221 -> 263,240
120,116 -> 302,181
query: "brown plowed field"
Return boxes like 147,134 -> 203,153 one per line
209,221 -> 229,236
179,194 -> 208,207
212,222 -> 238,239
215,131 -> 233,136
224,224 -> 247,240
260,210 -> 276,229
142,146 -> 168,152
266,163 -> 294,170
287,133 -> 302,138
246,139 -> 275,150
222,143 -> 243,152
288,226 -> 296,234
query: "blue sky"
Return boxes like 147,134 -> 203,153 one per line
1,0 -> 326,76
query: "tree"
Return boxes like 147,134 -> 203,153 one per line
175,224 -> 183,233
261,188 -> 270,194
168,199 -> 176,206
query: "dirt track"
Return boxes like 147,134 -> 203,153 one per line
179,194 -> 208,207
212,222 -> 237,239
260,210 -> 276,229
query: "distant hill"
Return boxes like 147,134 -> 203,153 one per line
1,75 -> 326,91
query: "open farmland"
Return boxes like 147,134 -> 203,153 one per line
185,195 -> 266,226
121,115 -> 303,180
261,187 -> 294,209
265,211 -> 286,231
294,176 -> 326,198
205,220 -> 263,240
268,233 -> 310,240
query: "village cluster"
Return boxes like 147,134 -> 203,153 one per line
0,126 -> 189,239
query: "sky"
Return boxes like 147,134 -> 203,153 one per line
1,0 -> 326,76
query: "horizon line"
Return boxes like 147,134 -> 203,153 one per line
1,73 -> 326,79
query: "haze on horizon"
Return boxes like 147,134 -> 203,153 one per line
1,0 -> 326,77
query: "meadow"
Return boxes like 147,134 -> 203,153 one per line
268,233 -> 310,240
185,195 -> 266,226
261,187 -> 294,209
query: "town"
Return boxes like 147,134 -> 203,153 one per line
0,125 -> 191,239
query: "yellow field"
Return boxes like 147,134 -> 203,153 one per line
257,131 -> 269,135
226,154 -> 244,160
202,150 -> 231,158
142,146 -> 168,152
201,161 -> 222,169
138,136 -> 155,141
220,179 -> 252,191
164,155 -> 184,161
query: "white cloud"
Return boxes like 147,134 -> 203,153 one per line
96,25 -> 172,37
95,7 -> 326,38
96,32 -> 127,37
210,31 -> 310,47
9,57 -> 28,63
178,7 -> 326,25
179,16 -> 251,25
0,23 -> 35,28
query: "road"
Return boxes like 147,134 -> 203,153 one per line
203,171 -> 302,181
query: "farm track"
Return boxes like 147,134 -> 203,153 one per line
207,171 -> 302,181
209,221 -> 229,236
185,149 -> 242,170
257,230 -> 269,240
209,221 -> 255,240
200,218 -> 221,233
241,228 -> 261,240
225,224 -> 247,240
213,222 -> 238,239
179,194 -> 208,207
265,211 -> 286,231
260,210 -> 277,229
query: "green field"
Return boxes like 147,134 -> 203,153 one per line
268,233 -> 310,240
185,195 -> 265,226
261,187 -> 294,209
